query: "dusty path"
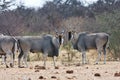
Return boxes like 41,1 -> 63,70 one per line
0,61 -> 120,80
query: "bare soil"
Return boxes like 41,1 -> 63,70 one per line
0,61 -> 120,80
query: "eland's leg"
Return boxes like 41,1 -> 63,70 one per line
103,48 -> 106,64
6,50 -> 15,68
52,56 -> 58,67
95,50 -> 102,64
53,57 -> 55,67
82,51 -> 87,64
4,55 -> 9,68
43,53 -> 48,68
23,52 -> 28,68
1,55 -> 6,65
18,51 -> 24,68
9,52 -> 14,67
5,51 -> 14,68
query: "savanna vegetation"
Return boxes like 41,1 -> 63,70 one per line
0,0 -> 120,60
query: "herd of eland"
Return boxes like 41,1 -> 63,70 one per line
0,31 -> 110,68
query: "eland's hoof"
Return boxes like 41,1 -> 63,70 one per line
18,66 -> 25,68
10,63 -> 14,68
6,65 -> 9,68
94,63 -> 98,65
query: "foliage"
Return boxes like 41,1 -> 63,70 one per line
95,10 -> 120,59
109,30 -> 120,59
63,41 -> 77,61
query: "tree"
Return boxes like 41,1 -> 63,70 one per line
0,0 -> 16,11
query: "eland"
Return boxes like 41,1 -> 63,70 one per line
71,32 -> 109,64
17,31 -> 64,68
0,35 -> 18,68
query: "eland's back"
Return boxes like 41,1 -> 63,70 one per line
83,33 -> 109,50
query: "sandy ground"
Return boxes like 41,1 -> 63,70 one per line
0,61 -> 120,80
